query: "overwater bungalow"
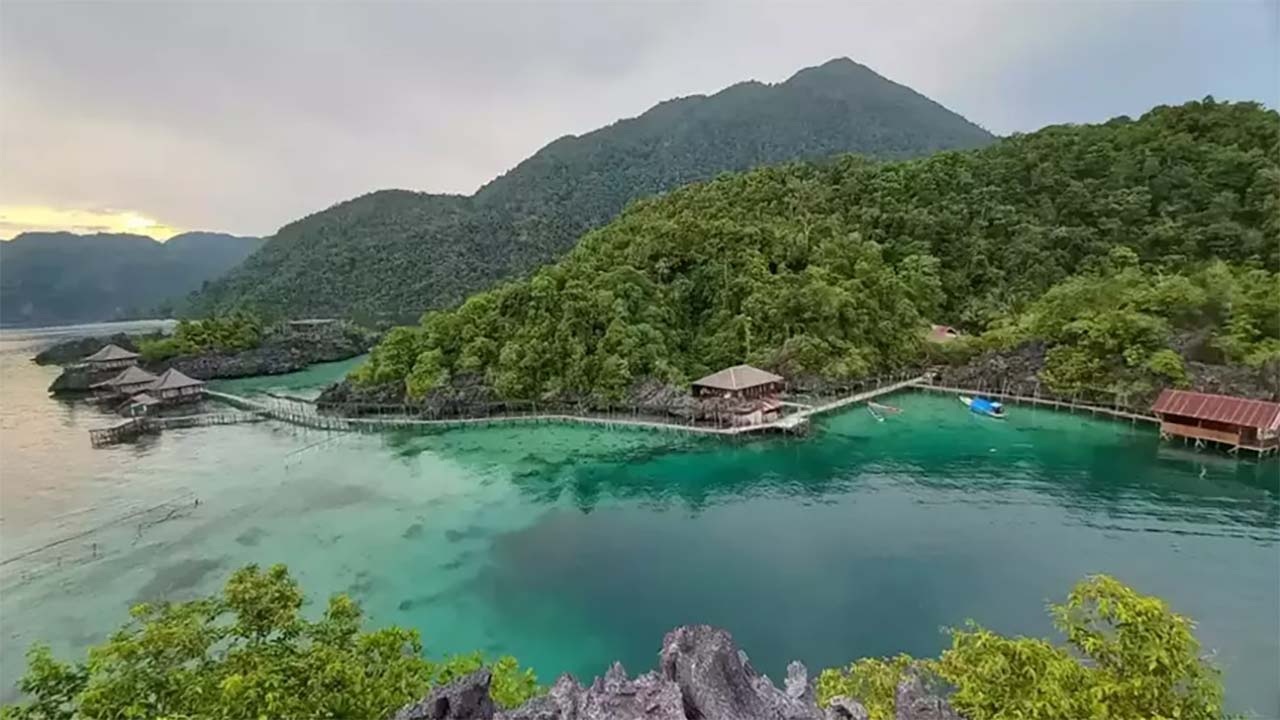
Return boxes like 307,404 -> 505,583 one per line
119,392 -> 162,417
76,344 -> 140,371
692,364 -> 785,426
1152,389 -> 1280,456
145,368 -> 206,404
90,366 -> 159,398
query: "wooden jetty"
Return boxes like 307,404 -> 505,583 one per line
88,409 -> 266,446
89,418 -> 152,447
909,383 -> 1158,425
205,377 -> 927,439
90,375 -> 927,447
150,412 -> 266,430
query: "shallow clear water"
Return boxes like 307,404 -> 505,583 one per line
1,324 -> 1277,715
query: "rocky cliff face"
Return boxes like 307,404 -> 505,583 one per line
391,626 -> 962,720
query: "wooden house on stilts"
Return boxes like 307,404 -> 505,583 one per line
691,364 -> 786,426
1152,389 -> 1280,456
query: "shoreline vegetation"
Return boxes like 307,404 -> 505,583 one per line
0,565 -> 1229,720
337,100 -> 1279,416
41,315 -> 376,394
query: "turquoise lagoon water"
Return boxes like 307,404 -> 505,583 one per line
1,325 -> 1277,715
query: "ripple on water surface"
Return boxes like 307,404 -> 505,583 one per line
1,333 -> 1277,716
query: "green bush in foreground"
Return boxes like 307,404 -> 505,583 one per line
817,575 -> 1226,720
4,570 -> 1225,719
0,564 -> 539,720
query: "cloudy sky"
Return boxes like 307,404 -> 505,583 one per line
1,0 -> 1275,239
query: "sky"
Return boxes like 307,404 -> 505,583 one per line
1,0 -> 1276,240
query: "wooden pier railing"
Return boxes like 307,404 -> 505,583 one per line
90,374 -> 929,446
909,382 -> 1158,424
206,376 -> 927,439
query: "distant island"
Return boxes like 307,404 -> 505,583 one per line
187,58 -> 994,322
0,231 -> 261,327
40,315 -> 376,394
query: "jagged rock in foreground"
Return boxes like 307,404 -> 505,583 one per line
390,625 -> 961,720
894,674 -> 963,720
394,669 -> 496,719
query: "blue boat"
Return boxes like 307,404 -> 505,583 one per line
960,395 -> 1006,419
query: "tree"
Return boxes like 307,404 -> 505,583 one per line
816,575 -> 1226,720
1,564 -> 538,720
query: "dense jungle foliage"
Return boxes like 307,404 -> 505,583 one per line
187,58 -> 992,321
816,575 -> 1226,720
352,99 -> 1279,402
137,312 -> 264,361
3,570 -> 1226,720
960,252 -> 1279,401
0,565 -> 539,720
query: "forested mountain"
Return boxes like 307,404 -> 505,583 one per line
0,231 -> 262,326
350,99 -> 1279,402
189,58 -> 993,321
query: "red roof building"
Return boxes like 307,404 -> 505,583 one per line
1151,389 -> 1280,454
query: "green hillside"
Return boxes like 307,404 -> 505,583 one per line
350,99 -> 1279,402
188,58 -> 992,321
0,231 -> 262,327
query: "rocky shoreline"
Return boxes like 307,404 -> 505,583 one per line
315,374 -> 746,422
932,341 -> 1280,404
33,332 -> 164,366
392,625 -> 959,720
44,322 -> 377,394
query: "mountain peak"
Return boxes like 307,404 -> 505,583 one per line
189,60 -> 993,321
786,57 -> 878,84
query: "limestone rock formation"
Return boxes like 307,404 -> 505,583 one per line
893,674 -> 964,720
393,669 -> 496,720
388,626 -> 963,720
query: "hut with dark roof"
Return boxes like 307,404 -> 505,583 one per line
77,344 -> 139,371
1152,389 -> 1280,455
145,368 -> 206,404
691,364 -> 785,426
90,366 -> 159,397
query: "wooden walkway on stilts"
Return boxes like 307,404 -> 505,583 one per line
909,383 -> 1158,424
204,377 -> 928,439
89,375 -> 966,447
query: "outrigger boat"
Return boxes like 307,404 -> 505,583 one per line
867,401 -> 903,415
960,395 -> 1006,419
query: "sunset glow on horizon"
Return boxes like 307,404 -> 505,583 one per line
0,206 -> 185,240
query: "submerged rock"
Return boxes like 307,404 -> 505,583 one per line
388,626 -> 964,720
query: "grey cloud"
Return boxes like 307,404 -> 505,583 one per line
1,0 -> 1274,237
